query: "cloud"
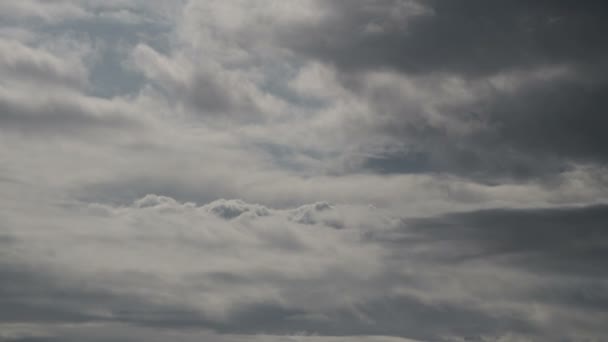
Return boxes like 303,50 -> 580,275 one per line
0,1 -> 88,24
283,1 -> 608,77
1,194 -> 608,340
351,64 -> 608,181
201,198 -> 271,219
256,1 -> 608,181
1,1 -> 607,341
400,204 -> 608,276
0,322 -> 422,342
131,44 -> 258,118
1,195 -> 390,334
130,41 -> 290,124
0,88 -> 143,137
0,38 -> 88,89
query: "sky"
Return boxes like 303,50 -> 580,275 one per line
1,1 -> 608,341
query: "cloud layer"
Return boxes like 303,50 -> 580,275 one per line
2,195 -> 608,341
1,1 -> 607,341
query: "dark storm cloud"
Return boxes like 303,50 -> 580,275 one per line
358,72 -> 608,180
277,0 -> 608,181
203,296 -> 535,340
0,263 -> 536,341
369,204 -> 608,339
481,77 -> 608,164
0,265 -> 109,325
285,0 -> 608,77
0,263 -> 208,329
399,204 -> 608,277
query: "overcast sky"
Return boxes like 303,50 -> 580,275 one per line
1,1 -> 607,341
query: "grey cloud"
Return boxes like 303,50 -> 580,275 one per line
130,44 -> 272,122
132,195 -> 275,220
0,196 -> 394,337
0,28 -> 146,139
271,0 -> 608,182
0,322 -> 422,342
0,1 -> 172,99
0,90 -> 142,137
190,296 -> 535,340
75,178 -> 232,209
284,0 -> 608,77
355,70 -> 608,181
0,39 -> 88,89
202,199 -> 271,219
479,76 -> 608,166
2,1 -> 608,341
0,1 -> 87,25
399,204 -> 608,277
0,264 -> 164,327
2,194 -> 608,340
288,202 -> 338,226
